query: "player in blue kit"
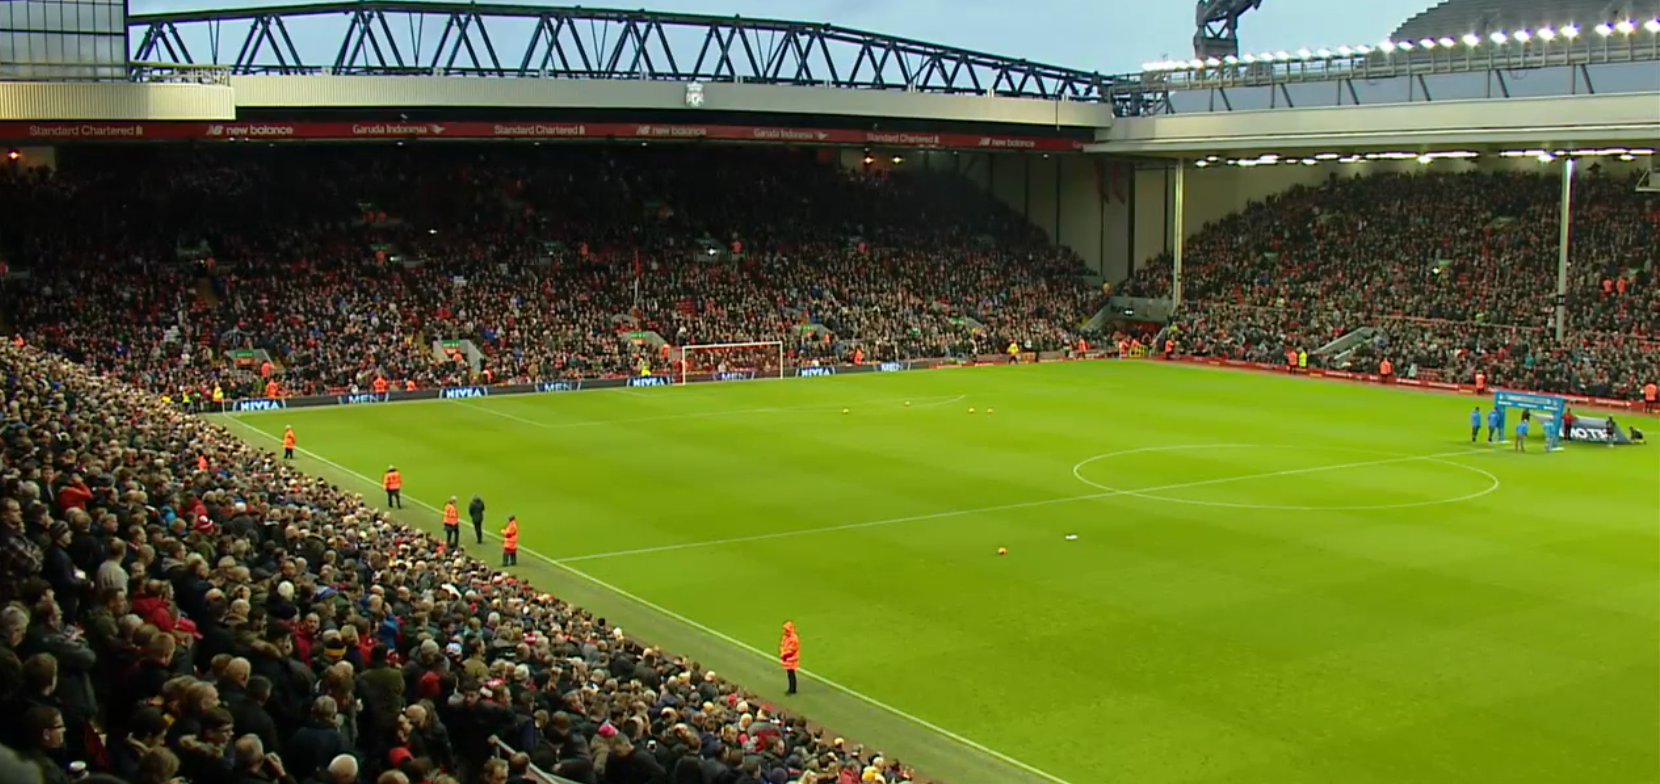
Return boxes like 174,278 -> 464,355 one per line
1486,407 -> 1502,443
1470,407 -> 1482,442
1514,412 -> 1530,452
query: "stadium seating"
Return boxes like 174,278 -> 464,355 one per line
0,340 -> 918,784
0,147 -> 1097,400
1124,170 -> 1659,399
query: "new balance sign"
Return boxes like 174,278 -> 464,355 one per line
441,386 -> 489,400
232,399 -> 286,412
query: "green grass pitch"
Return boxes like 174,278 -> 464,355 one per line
221,361 -> 1659,784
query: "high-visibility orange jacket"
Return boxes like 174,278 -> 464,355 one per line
283,429 -> 297,450
384,470 -> 402,491
779,622 -> 800,672
443,502 -> 459,527
502,519 -> 519,552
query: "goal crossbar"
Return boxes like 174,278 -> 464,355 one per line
679,341 -> 785,384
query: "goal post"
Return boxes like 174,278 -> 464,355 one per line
679,341 -> 786,385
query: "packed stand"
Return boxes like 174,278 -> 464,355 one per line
0,340 -> 920,784
1124,169 -> 1660,398
0,147 -> 1101,400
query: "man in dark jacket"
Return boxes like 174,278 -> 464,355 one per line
226,675 -> 283,756
468,496 -> 486,545
284,695 -> 348,782
357,646 -> 405,740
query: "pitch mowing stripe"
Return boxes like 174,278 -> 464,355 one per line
449,393 -> 968,430
216,415 -> 1081,784
557,447 -> 1488,563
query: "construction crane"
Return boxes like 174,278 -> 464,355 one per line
1194,0 -> 1264,59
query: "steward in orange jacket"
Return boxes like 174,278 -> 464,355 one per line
442,497 -> 461,549
780,621 -> 801,694
282,427 -> 297,460
501,516 -> 519,567
383,467 -> 403,509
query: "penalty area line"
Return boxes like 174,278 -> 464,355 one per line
215,415 -> 1077,784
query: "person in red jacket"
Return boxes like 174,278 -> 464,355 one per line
779,621 -> 801,695
55,473 -> 93,512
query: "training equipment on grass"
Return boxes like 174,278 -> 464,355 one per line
1492,390 -> 1567,451
678,341 -> 786,384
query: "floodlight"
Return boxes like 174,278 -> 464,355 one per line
1644,19 -> 1660,33
1274,50 -> 1292,61
1141,62 -> 1159,71
1560,24 -> 1580,39
1314,153 -> 1340,160
1241,53 -> 1257,63
1536,153 -> 1554,163
1537,27 -> 1556,41
1418,38 -> 1436,49
1296,47 -> 1313,59
1614,20 -> 1636,34
1189,58 -> 1204,69
1619,154 -> 1637,161
1316,48 -> 1332,58
1379,40 -> 1397,53
1417,154 -> 1432,164
1595,23 -> 1614,36
1337,45 -> 1353,56
1223,54 -> 1238,64
1355,44 -> 1373,54
1513,30 -> 1531,42
1489,31 -> 1509,44
1258,52 -> 1274,62
1462,33 -> 1481,46
1397,40 -> 1415,50
1195,160 -> 1210,167
1438,36 -> 1456,47
1205,57 -> 1221,67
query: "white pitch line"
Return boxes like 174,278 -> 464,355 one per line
216,415 -> 1077,784
451,394 -> 967,431
559,447 -> 1488,563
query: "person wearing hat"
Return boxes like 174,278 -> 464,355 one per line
779,621 -> 801,695
382,466 -> 403,509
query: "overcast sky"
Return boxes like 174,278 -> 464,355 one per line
129,0 -> 1438,73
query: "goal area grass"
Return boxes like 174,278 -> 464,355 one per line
221,360 -> 1659,784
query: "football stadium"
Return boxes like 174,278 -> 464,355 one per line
0,1 -> 1656,784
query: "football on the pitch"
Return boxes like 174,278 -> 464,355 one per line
986,408 -> 994,414
997,547 -> 1008,556
842,408 -> 849,414
904,401 -> 911,407
968,407 -> 976,414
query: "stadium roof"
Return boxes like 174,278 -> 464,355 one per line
1393,0 -> 1660,41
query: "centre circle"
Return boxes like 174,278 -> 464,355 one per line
1070,444 -> 1501,512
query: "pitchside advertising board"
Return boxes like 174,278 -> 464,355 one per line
224,359 -> 960,412
0,121 -> 1086,151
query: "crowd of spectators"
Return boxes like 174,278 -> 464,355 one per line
0,146 -> 1099,400
1127,168 -> 1659,398
0,340 -> 919,784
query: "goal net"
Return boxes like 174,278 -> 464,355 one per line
678,341 -> 785,385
